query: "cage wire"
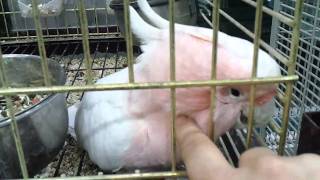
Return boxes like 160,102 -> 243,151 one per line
1,0 -> 120,42
270,0 -> 320,155
0,0 -> 306,179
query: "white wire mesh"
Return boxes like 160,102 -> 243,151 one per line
270,0 -> 320,154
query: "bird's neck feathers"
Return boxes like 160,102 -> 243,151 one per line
130,32 -> 257,115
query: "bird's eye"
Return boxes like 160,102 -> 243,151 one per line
229,88 -> 241,97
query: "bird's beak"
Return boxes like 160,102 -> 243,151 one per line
234,99 -> 276,129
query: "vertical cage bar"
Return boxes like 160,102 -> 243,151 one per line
74,2 -> 80,35
63,3 -> 70,36
24,18 -> 30,39
105,3 -> 110,33
209,0 -> 220,140
93,5 -> 100,34
0,0 -> 9,37
9,0 -> 19,39
123,0 -> 135,83
246,0 -> 263,148
31,0 -> 51,86
54,17 -> 60,37
0,50 -> 29,178
44,19 -> 50,37
78,0 -> 93,84
169,0 -> 177,172
278,0 -> 304,155
270,0 -> 281,50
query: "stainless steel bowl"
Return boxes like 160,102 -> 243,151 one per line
0,54 -> 68,178
110,0 -> 198,45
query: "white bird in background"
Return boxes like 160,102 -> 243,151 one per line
68,0 -> 281,172
18,0 -> 64,18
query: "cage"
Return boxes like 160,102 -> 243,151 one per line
0,0 -> 313,179
270,0 -> 320,155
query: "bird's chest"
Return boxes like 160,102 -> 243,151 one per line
123,110 -> 174,168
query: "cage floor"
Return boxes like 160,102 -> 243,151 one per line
0,39 -> 297,178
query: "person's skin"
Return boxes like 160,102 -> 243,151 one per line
176,116 -> 320,180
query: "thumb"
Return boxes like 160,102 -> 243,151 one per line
176,116 -> 233,180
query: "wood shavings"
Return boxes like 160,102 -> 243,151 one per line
92,70 -> 103,82
103,69 -> 116,77
68,56 -> 83,70
55,136 -> 83,177
67,92 -> 83,106
79,154 -> 101,176
117,53 -> 128,68
104,54 -> 117,68
62,53 -> 129,106
92,53 -> 107,69
33,156 -> 58,178
33,135 -> 103,178
67,79 -> 84,104
65,71 -> 77,86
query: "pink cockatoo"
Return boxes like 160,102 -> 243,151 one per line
71,0 -> 281,172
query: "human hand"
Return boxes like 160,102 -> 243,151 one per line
176,116 -> 320,180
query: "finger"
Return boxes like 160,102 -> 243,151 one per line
176,116 -> 233,180
283,153 -> 320,166
238,147 -> 276,168
282,153 -> 320,178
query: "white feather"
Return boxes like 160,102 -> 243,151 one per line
129,6 -> 161,51
67,102 -> 80,139
73,60 -> 153,170
74,68 -> 134,170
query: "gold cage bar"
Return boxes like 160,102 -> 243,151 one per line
245,0 -> 263,148
0,0 -> 9,38
0,49 -> 29,178
169,0 -> 177,171
41,171 -> 187,180
31,0 -> 51,86
79,0 -> 94,85
278,0 -> 304,155
123,0 -> 135,83
0,76 -> 298,96
209,0 -> 220,141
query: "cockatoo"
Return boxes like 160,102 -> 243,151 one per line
71,0 -> 281,172
133,0 -> 279,130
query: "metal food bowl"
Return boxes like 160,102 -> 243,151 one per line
0,54 -> 68,178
